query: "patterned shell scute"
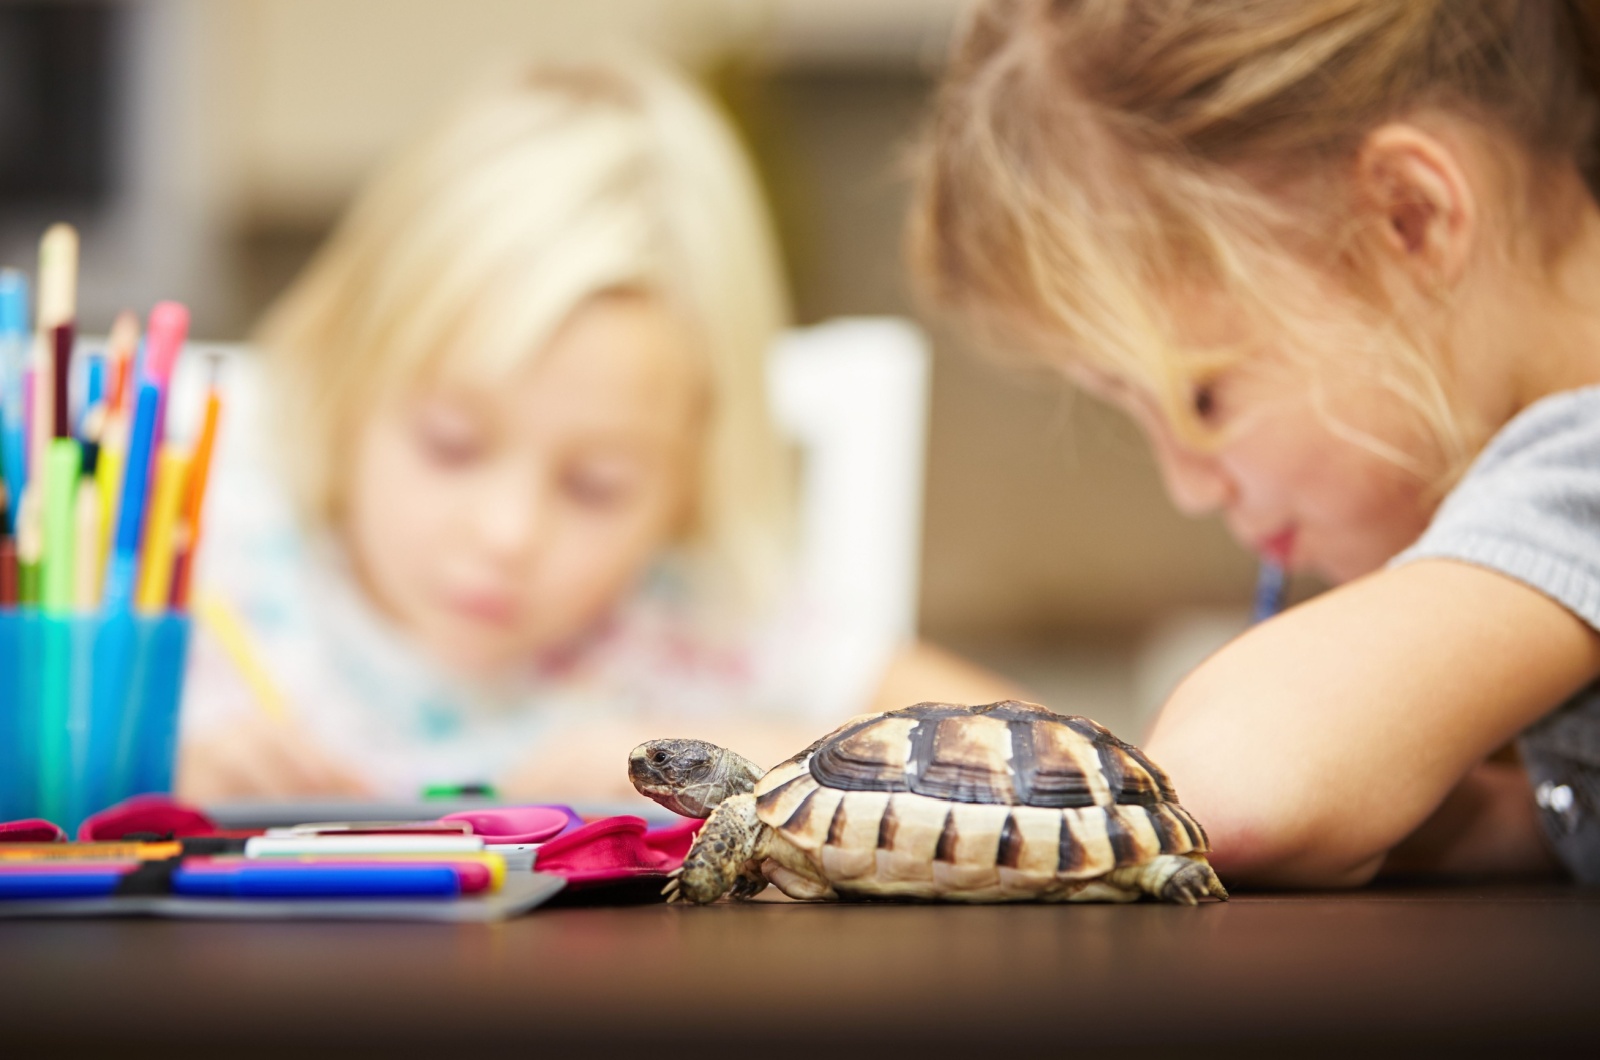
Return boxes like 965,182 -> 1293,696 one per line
805,701 -> 1179,809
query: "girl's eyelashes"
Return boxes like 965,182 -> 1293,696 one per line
412,404 -> 488,467
561,461 -> 641,510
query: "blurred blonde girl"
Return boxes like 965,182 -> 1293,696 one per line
914,0 -> 1600,884
180,58 -> 1012,803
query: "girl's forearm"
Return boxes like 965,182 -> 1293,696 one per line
1145,560 -> 1600,887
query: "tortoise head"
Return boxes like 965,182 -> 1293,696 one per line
628,738 -> 763,819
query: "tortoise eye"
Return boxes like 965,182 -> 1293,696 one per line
651,751 -> 669,765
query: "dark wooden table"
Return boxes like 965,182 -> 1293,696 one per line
2,884 -> 1597,1057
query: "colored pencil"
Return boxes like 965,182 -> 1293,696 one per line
14,484 -> 40,606
73,467 -> 101,611
81,352 -> 103,435
105,311 -> 138,415
168,356 -> 221,609
40,439 -> 79,612
36,225 -> 76,331
193,590 -> 291,722
0,270 -> 27,531
101,382 -> 159,612
29,225 -> 77,522
135,445 -> 188,613
50,323 -> 72,441
1252,562 -> 1286,623
142,301 -> 187,450
93,441 -> 123,600
26,331 -> 50,511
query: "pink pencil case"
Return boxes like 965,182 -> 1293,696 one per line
1,796 -> 702,897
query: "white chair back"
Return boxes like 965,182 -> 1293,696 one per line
767,317 -> 929,646
168,316 -> 932,649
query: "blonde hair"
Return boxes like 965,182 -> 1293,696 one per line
258,57 -> 792,597
911,0 -> 1600,480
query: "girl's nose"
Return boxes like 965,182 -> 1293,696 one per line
1150,431 -> 1234,517
467,475 -> 545,564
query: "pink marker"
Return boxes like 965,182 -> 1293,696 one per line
143,301 -> 189,445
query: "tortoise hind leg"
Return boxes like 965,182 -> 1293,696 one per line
1107,854 -> 1228,905
670,793 -> 772,904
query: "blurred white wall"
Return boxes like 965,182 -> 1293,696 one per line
211,0 -> 968,226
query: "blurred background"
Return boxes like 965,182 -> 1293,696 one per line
0,0 -> 1283,736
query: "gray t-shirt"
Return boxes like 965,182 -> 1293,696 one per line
1394,384 -> 1600,882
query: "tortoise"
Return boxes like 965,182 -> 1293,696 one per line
628,700 -> 1226,905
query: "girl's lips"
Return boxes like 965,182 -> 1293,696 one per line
445,591 -> 520,627
1255,528 -> 1297,566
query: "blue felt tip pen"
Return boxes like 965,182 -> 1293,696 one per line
0,870 -> 126,899
101,381 -> 159,611
0,863 -> 464,900
1252,562 -> 1286,624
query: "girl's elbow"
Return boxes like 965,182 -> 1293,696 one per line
1158,749 -> 1388,887
1148,707 -> 1391,888
1200,812 -> 1385,889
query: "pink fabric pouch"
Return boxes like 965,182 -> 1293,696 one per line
0,819 -> 67,843
78,794 -> 220,840
533,815 -> 701,889
3,796 -> 701,899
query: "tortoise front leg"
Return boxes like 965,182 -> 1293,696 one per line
662,856 -> 768,902
728,867 -> 770,900
667,793 -> 772,904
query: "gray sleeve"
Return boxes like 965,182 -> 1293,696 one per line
1391,387 -> 1600,631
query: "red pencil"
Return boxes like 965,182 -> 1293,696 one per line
0,534 -> 16,606
51,322 -> 72,441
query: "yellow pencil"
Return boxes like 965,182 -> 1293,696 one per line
95,311 -> 139,589
134,445 -> 188,613
193,590 -> 291,723
95,428 -> 125,595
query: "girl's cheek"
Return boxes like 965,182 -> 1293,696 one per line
547,498 -> 671,597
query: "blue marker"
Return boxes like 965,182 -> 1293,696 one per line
1252,562 -> 1286,624
101,381 -> 160,611
0,870 -> 126,899
174,864 -> 463,899
0,864 -> 463,900
81,352 -> 105,432
0,270 -> 29,532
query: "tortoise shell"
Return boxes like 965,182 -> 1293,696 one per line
750,700 -> 1209,898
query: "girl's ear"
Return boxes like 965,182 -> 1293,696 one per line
1353,123 -> 1477,289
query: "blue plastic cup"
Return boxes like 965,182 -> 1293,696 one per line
0,610 -> 192,831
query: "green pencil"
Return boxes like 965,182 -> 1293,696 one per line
15,484 -> 39,606
41,438 -> 79,613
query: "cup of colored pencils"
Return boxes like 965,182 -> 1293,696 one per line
0,225 -> 222,830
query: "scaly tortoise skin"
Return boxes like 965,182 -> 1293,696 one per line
628,700 -> 1227,905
